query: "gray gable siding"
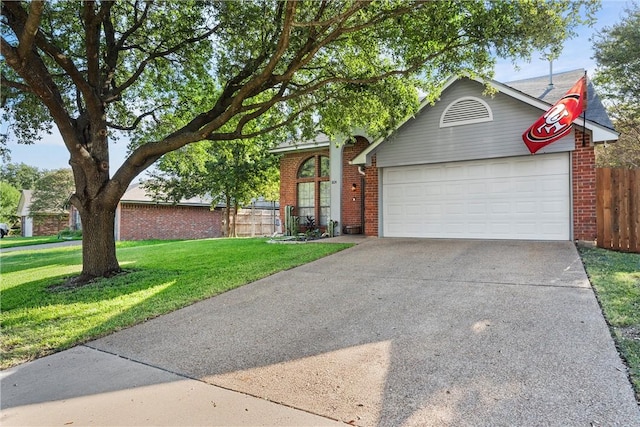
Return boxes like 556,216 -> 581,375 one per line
375,79 -> 575,168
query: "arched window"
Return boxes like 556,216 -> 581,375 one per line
297,155 -> 330,227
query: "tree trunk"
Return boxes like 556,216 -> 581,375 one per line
78,205 -> 120,280
231,204 -> 237,238
223,195 -> 231,237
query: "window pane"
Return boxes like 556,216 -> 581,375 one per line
319,207 -> 330,227
320,156 -> 330,177
298,207 -> 315,220
297,182 -> 314,220
319,181 -> 330,226
320,181 -> 330,206
298,157 -> 315,178
298,182 -> 316,211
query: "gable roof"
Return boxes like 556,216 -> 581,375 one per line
351,70 -> 618,165
16,189 -> 70,216
505,69 -> 613,129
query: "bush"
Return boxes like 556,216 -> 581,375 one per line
57,228 -> 82,240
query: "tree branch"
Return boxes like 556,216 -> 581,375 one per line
290,0 -> 369,29
3,1 -> 95,102
209,95 -> 331,141
108,24 -> 220,101
106,106 -> 167,131
101,2 -> 118,93
116,0 -> 152,51
17,0 -> 45,63
2,33 -> 84,163
83,1 -> 101,90
0,72 -> 33,93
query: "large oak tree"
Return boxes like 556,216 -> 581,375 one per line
1,0 -> 596,282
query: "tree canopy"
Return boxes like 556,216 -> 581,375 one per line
147,137 -> 280,237
0,0 -> 598,280
593,3 -> 640,122
0,162 -> 43,190
0,181 -> 20,225
593,3 -> 640,168
29,168 -> 74,217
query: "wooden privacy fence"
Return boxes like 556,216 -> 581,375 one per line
596,168 -> 640,253
231,206 -> 281,237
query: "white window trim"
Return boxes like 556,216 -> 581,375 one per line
439,96 -> 493,128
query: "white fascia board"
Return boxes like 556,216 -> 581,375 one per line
269,141 -> 331,154
584,120 -> 619,143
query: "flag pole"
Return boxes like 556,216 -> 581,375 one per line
582,70 -> 587,147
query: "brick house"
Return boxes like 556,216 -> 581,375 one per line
16,189 -> 69,237
69,183 -> 279,240
69,182 -> 224,241
274,70 -> 618,241
114,183 -> 224,240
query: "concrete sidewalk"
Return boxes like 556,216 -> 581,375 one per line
0,346 -> 341,426
1,238 -> 639,426
0,240 -> 82,253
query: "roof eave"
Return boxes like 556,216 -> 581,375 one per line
269,141 -> 331,154
120,201 -> 212,208
584,121 -> 619,143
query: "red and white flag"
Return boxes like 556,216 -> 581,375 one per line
522,75 -> 587,154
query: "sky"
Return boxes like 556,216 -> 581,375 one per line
3,1 -> 632,173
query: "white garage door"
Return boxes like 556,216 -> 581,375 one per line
382,153 -> 570,240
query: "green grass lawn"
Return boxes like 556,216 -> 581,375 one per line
578,245 -> 640,400
0,238 -> 352,369
0,235 -> 81,249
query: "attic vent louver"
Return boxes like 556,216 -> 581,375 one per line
439,96 -> 493,128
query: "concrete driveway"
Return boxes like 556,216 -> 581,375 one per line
2,238 -> 639,426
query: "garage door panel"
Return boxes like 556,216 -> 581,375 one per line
515,201 -> 537,214
382,153 -> 570,240
468,202 -> 486,214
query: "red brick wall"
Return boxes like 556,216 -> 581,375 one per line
31,214 -> 69,236
119,203 -> 223,240
341,137 -> 370,231
278,149 -> 329,225
363,155 -> 379,236
572,130 -> 597,241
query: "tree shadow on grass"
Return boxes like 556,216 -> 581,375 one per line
0,248 -> 83,275
0,267 -> 179,311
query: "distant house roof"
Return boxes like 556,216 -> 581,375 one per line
120,182 -> 279,209
16,189 -> 70,216
16,190 -> 32,216
121,182 -> 214,207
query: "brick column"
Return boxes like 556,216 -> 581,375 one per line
363,155 -> 379,236
572,129 -> 597,241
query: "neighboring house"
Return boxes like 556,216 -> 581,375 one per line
274,69 -> 618,241
69,183 -> 279,240
16,189 -> 70,237
72,182 -> 225,241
